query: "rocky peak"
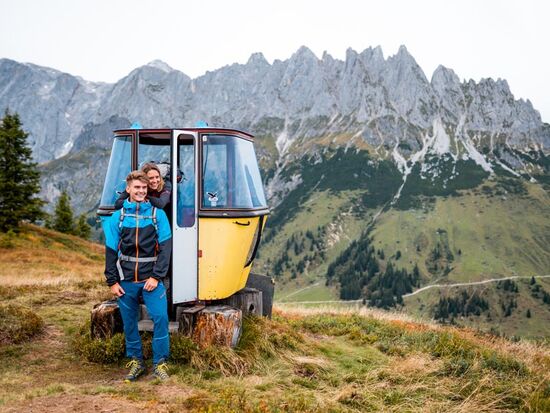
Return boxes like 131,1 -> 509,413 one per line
291,45 -> 318,62
1,45 -> 548,169
146,59 -> 173,72
383,45 -> 436,126
386,45 -> 428,82
357,46 -> 385,79
246,52 -> 270,67
431,65 -> 461,89
321,51 -> 335,63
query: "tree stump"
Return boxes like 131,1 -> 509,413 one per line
91,300 -> 123,339
192,305 -> 242,348
221,288 -> 263,316
176,304 -> 205,336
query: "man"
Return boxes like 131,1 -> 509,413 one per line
103,170 -> 172,382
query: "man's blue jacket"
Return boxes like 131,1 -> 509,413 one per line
103,199 -> 172,286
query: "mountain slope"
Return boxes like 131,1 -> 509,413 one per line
0,226 -> 548,412
2,47 -> 549,337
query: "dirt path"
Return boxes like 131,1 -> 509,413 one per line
403,274 -> 550,298
0,323 -> 192,413
277,275 -> 550,305
278,282 -> 320,302
2,394 -> 150,413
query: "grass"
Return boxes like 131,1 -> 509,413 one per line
261,176 -> 550,338
405,278 -> 550,339
0,304 -> 44,345
1,224 -> 549,412
0,224 -> 104,286
256,189 -> 367,299
277,282 -> 337,302
371,183 -> 550,282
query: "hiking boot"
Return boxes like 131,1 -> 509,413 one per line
152,360 -> 170,381
124,358 -> 146,382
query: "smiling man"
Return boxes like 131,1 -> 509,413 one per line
103,170 -> 172,382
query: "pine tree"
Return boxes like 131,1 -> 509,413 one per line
53,191 -> 75,234
75,214 -> 91,240
0,110 -> 44,231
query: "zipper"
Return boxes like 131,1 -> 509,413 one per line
135,203 -> 139,282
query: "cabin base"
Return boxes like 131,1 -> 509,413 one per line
91,282 -> 272,348
216,287 -> 263,316
91,300 -> 243,348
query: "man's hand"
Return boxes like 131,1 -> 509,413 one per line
110,283 -> 125,297
144,277 -> 159,291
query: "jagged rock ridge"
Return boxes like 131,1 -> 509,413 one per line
0,46 -> 548,212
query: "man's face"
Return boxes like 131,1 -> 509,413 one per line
126,179 -> 148,202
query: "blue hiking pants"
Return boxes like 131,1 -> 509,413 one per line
118,280 -> 169,365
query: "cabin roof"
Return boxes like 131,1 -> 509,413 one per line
113,128 -> 254,140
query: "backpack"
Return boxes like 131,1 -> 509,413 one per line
118,206 -> 158,233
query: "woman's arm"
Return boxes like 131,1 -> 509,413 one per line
149,181 -> 172,209
114,190 -> 129,210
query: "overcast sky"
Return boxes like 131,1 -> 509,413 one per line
1,0 -> 549,121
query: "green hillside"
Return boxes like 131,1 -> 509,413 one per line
370,181 -> 550,282
1,225 -> 549,412
255,143 -> 550,338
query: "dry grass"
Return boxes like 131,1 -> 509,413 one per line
276,304 -> 550,376
0,224 -> 104,286
276,302 -> 434,325
1,225 -> 549,412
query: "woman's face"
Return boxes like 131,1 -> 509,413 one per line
147,170 -> 161,191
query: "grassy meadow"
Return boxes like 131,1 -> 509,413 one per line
256,170 -> 550,339
0,225 -> 549,412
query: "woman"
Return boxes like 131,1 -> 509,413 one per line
114,163 -> 172,210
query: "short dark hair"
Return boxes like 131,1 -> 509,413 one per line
126,170 -> 149,185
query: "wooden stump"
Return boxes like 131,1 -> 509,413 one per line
221,288 -> 263,316
91,300 -> 123,339
192,305 -> 242,348
176,304 -> 205,336
246,273 -> 275,318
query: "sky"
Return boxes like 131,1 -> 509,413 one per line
1,0 -> 549,122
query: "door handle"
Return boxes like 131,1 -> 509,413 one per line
233,220 -> 250,226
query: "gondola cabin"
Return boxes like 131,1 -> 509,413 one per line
97,127 -> 269,316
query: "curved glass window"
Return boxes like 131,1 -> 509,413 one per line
138,134 -> 171,169
202,135 -> 267,209
177,135 -> 196,227
100,135 -> 132,207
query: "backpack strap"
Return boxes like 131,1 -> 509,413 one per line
151,207 -> 158,233
119,254 -> 158,263
118,206 -> 158,233
118,207 -> 125,230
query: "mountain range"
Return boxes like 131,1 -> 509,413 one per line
1,45 -> 549,337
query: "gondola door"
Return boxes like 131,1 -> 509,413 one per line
171,131 -> 199,303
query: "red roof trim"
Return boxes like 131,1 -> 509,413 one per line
113,128 -> 254,139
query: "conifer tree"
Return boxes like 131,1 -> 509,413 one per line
75,214 -> 91,240
53,191 -> 75,234
0,110 -> 44,231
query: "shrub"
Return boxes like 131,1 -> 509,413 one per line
0,229 -> 17,248
73,323 -> 126,364
0,304 -> 44,345
73,315 -> 305,375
